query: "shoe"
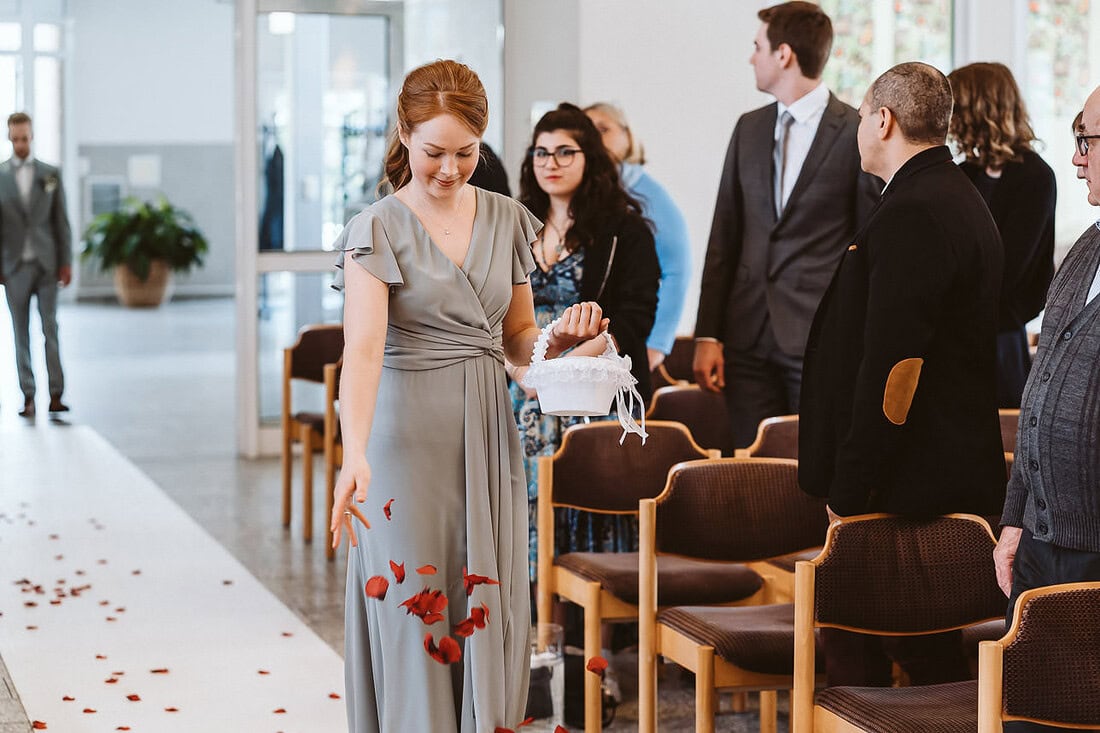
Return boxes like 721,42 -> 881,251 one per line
18,399 -> 34,418
48,398 -> 69,413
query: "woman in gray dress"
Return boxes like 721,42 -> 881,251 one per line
328,60 -> 607,732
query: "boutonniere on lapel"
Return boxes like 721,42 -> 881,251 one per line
42,175 -> 59,194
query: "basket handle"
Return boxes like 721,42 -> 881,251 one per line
531,316 -> 616,364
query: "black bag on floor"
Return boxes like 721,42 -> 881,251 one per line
524,665 -> 553,719
563,650 -> 616,728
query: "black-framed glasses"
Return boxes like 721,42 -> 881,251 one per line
530,146 -> 584,168
1076,134 -> 1100,157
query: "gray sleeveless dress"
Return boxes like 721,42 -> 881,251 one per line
332,188 -> 538,732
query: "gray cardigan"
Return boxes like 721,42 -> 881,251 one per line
1002,222 -> 1100,551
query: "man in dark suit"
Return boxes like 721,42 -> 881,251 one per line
799,62 -> 1007,686
694,1 -> 880,449
0,112 -> 72,417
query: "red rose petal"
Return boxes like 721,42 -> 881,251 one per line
517,718 -> 535,728
150,668 -> 169,674
31,722 -> 47,730
462,566 -> 501,596
424,633 -> 462,664
364,575 -> 389,600
25,625 -> 37,631
383,498 -> 395,520
82,708 -> 96,714
96,654 -> 107,660
416,564 -> 437,575
389,560 -> 405,584
281,632 -> 293,637
274,708 -> 287,714
126,694 -> 141,701
258,669 -> 271,675
131,570 -> 141,576
586,655 -> 609,677
105,678 -> 119,684
165,707 -> 179,712
494,728 -> 513,733
328,692 -> 341,699
222,579 -> 233,585
62,696 -> 75,702
555,727 -> 569,732
116,727 -> 131,731
399,587 -> 448,624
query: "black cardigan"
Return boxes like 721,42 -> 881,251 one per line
576,212 -> 660,402
960,149 -> 1056,332
799,147 -> 1007,518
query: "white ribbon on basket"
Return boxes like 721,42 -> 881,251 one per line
523,317 -> 648,444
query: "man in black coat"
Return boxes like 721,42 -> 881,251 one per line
799,62 -> 1007,686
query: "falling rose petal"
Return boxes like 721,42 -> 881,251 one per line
150,668 -> 169,674
62,696 -> 75,702
416,564 -> 437,576
26,625 -> 37,630
105,678 -> 119,684
462,566 -> 501,596
554,727 -> 569,733
383,498 -> 395,520
274,708 -> 287,714
31,722 -> 46,730
131,570 -> 141,576
48,534 -> 59,540
453,604 -> 491,638
389,560 -> 405,584
106,617 -> 117,622
586,655 -> 609,677
115,607 -> 126,613
516,718 -> 535,728
116,727 -> 131,731
165,707 -> 179,712
422,612 -> 445,625
126,694 -> 141,702
364,576 -> 389,600
424,633 -> 462,665
99,601 -> 110,606
257,670 -> 271,675
96,654 -> 107,660
82,708 -> 96,714
453,618 -> 476,638
111,671 -> 125,676
328,693 -> 341,699
49,600 -> 61,606
399,587 -> 448,624
76,570 -> 85,576
53,555 -> 63,561
222,579 -> 233,586
494,728 -> 513,733
281,632 -> 293,637
97,560 -> 107,565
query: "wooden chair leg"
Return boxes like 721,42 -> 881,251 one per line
759,689 -> 778,733
281,428 -> 293,527
584,582 -> 603,733
730,691 -> 747,713
300,424 -> 314,543
324,447 -> 337,560
696,645 -> 715,733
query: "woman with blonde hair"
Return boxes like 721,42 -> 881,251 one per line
949,62 -> 1056,407
329,60 -> 608,732
585,102 -> 691,371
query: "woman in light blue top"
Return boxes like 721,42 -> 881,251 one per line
586,102 -> 692,370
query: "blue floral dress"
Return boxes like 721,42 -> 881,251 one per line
509,248 -> 638,581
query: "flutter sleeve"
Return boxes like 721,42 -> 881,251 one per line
511,201 -> 540,285
331,210 -> 404,291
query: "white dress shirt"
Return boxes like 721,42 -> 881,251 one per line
774,83 -> 830,210
14,156 -> 35,261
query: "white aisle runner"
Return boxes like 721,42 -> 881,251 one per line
0,424 -> 347,732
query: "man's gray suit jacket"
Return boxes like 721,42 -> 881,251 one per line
695,93 -> 880,357
0,158 -> 72,278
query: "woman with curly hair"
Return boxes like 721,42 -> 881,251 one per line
948,62 -> 1056,407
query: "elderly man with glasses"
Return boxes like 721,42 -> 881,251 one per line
994,85 -> 1100,733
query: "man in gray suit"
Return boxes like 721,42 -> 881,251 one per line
0,112 -> 72,417
693,1 -> 880,448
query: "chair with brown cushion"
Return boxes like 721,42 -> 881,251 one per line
736,414 -> 799,459
281,323 -> 343,543
538,421 -> 759,733
790,513 -> 1006,733
645,384 -> 733,456
322,359 -> 343,560
978,581 -> 1100,730
999,408 -> 1020,455
662,335 -> 696,383
638,458 -> 830,733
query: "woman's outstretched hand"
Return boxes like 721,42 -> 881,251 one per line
330,457 -> 372,549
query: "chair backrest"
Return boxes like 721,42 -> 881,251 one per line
999,408 -> 1019,454
649,363 -> 682,390
744,415 -> 799,459
994,582 -> 1100,726
653,458 -> 827,562
662,336 -> 695,383
812,514 -> 1004,634
548,421 -> 712,513
287,324 -> 344,384
646,384 -> 733,456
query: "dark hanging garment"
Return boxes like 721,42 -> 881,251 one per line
259,144 -> 284,251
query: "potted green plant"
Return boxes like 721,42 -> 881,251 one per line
81,196 -> 209,307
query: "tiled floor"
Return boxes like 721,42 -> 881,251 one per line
0,297 -> 784,732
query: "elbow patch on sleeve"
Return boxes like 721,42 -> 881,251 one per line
882,357 -> 923,425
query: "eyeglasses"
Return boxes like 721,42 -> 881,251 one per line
530,146 -> 584,168
1076,134 -> 1100,157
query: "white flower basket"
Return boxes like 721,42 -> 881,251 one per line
522,317 -> 648,443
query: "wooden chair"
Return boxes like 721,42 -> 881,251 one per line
662,335 -> 696,383
638,458 -> 830,733
322,359 -> 342,559
645,384 -> 733,456
281,323 -> 343,543
791,513 -> 1006,733
998,408 -> 1019,454
538,421 -> 745,733
978,581 -> 1100,730
735,414 -> 799,459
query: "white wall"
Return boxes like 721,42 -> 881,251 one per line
71,0 -> 234,145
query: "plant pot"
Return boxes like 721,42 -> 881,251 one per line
113,260 -> 174,307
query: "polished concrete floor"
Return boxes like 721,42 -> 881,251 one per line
0,296 -> 785,732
